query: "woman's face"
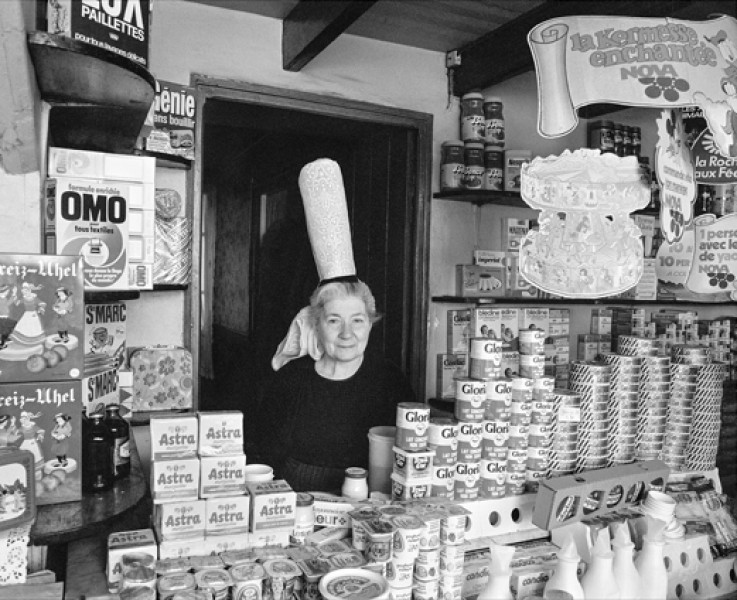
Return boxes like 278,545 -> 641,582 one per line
317,295 -> 372,363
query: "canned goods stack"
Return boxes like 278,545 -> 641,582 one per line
635,355 -> 671,461
428,418 -> 458,499
480,378 -> 511,499
393,403 -> 432,501
602,353 -> 641,465
437,507 -> 468,600
569,361 -> 611,473
526,376 -> 555,492
386,513 -> 425,600
548,390 -> 581,476
662,363 -> 699,470
686,362 -> 728,471
519,329 -> 546,379
453,375 -> 485,501
507,377 -> 532,494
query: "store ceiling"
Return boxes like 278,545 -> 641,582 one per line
183,0 -> 736,93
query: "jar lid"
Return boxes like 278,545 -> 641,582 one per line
591,120 -> 614,127
345,467 -> 367,479
105,403 -> 121,412
464,142 -> 484,150
441,140 -> 464,147
296,492 -> 315,507
484,96 -> 502,103
461,91 -> 483,100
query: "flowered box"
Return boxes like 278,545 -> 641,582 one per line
0,380 -> 82,505
129,346 -> 192,411
0,254 -> 84,383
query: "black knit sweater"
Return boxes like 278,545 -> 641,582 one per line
252,352 -> 415,483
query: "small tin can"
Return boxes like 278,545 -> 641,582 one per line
427,418 -> 459,466
431,464 -> 455,499
479,458 -> 507,498
454,461 -> 480,500
519,329 -> 546,355
485,378 -> 512,420
457,421 -> 483,462
395,403 -> 430,451
454,377 -> 486,422
482,419 -> 509,460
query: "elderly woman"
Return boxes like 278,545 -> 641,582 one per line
253,278 -> 414,493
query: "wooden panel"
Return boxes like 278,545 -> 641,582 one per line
282,0 -> 377,71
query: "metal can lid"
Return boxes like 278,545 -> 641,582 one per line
296,492 -> 315,506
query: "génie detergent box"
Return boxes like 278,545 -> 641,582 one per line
0,254 -> 84,383
84,302 -> 127,372
145,80 -> 196,161
0,380 -> 83,505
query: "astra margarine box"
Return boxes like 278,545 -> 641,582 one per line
107,528 -> 157,592
154,499 -> 207,540
203,533 -> 250,555
205,495 -> 251,536
151,457 -> 200,504
198,410 -> 244,456
158,536 -> 205,560
199,454 -> 247,498
150,414 -> 198,460
247,479 -> 296,532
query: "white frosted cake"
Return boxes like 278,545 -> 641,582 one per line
521,149 -> 650,213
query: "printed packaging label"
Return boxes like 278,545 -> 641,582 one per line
84,302 -> 126,372
155,499 -> 207,540
145,80 -> 196,160
205,494 -> 251,536
199,454 -> 247,498
198,411 -> 244,456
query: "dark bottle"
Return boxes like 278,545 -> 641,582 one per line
105,404 -> 130,479
83,412 -> 114,492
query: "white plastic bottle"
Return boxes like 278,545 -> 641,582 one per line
634,517 -> 668,600
612,521 -> 643,600
290,492 -> 315,545
580,528 -> 620,600
477,543 -> 516,600
544,534 -> 584,600
341,467 -> 369,500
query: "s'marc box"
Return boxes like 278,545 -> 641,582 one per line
0,254 -> 84,383
0,380 -> 83,505
84,302 -> 127,373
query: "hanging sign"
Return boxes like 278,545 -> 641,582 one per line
686,213 -> 737,298
528,14 -> 737,157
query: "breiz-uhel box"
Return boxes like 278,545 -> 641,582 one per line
247,479 -> 296,532
106,528 -> 157,592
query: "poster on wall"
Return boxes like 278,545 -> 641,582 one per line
528,14 -> 737,157
683,106 -> 737,184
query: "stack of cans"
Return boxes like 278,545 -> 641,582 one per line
526,376 -> 555,491
686,362 -> 728,471
662,362 -> 699,470
428,418 -> 458,499
602,353 -> 641,465
548,389 -> 581,476
393,403 -> 432,501
507,377 -> 533,494
569,361 -> 611,472
454,378 -> 484,501
480,378 -> 511,498
519,329 -> 547,379
617,335 -> 661,357
636,355 -> 671,461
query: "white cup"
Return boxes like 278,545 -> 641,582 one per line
368,426 -> 396,494
243,464 -> 274,483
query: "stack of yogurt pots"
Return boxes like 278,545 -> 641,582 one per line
569,360 -> 612,472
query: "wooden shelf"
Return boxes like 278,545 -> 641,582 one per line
85,291 -> 141,303
27,31 -> 155,153
432,296 -> 734,306
152,283 -> 189,291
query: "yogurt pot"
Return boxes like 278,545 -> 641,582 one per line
440,505 -> 470,546
158,572 -> 196,600
298,558 -> 329,600
412,507 -> 442,550
262,559 -> 302,600
385,557 -> 415,588
413,577 -> 440,600
349,506 -> 383,551
364,518 -> 396,564
391,514 -> 426,560
391,472 -> 430,501
230,563 -> 265,600
319,568 -> 391,600
414,548 -> 440,581
194,568 -> 232,600
393,446 -> 434,479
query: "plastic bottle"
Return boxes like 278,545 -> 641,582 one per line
341,467 -> 369,500
477,543 -> 515,600
543,534 -> 584,600
290,492 -> 315,545
634,517 -> 668,600
83,412 -> 114,492
105,403 -> 130,479
580,528 -> 620,600
611,521 -> 643,600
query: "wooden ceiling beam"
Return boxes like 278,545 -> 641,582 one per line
452,0 -> 737,96
282,0 -> 377,72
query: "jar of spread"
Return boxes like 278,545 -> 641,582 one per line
483,97 -> 505,149
588,120 -> 614,154
342,467 -> 369,500
290,492 -> 315,544
622,125 -> 633,156
460,92 -> 485,142
631,126 -> 641,156
483,146 -> 504,191
462,142 -> 485,190
613,123 -> 624,156
440,141 -> 465,191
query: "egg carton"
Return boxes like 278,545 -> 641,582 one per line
532,460 -> 670,531
667,555 -> 737,600
458,493 -> 547,541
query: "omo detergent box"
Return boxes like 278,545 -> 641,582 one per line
45,148 -> 155,291
84,302 -> 127,373
0,254 -> 84,383
0,380 -> 82,505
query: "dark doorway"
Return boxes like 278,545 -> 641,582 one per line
190,80 -> 432,449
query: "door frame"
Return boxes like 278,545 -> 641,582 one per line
187,75 -> 433,405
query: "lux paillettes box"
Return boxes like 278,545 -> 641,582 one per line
45,148 -> 155,291
0,254 -> 84,383
0,380 -> 83,505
